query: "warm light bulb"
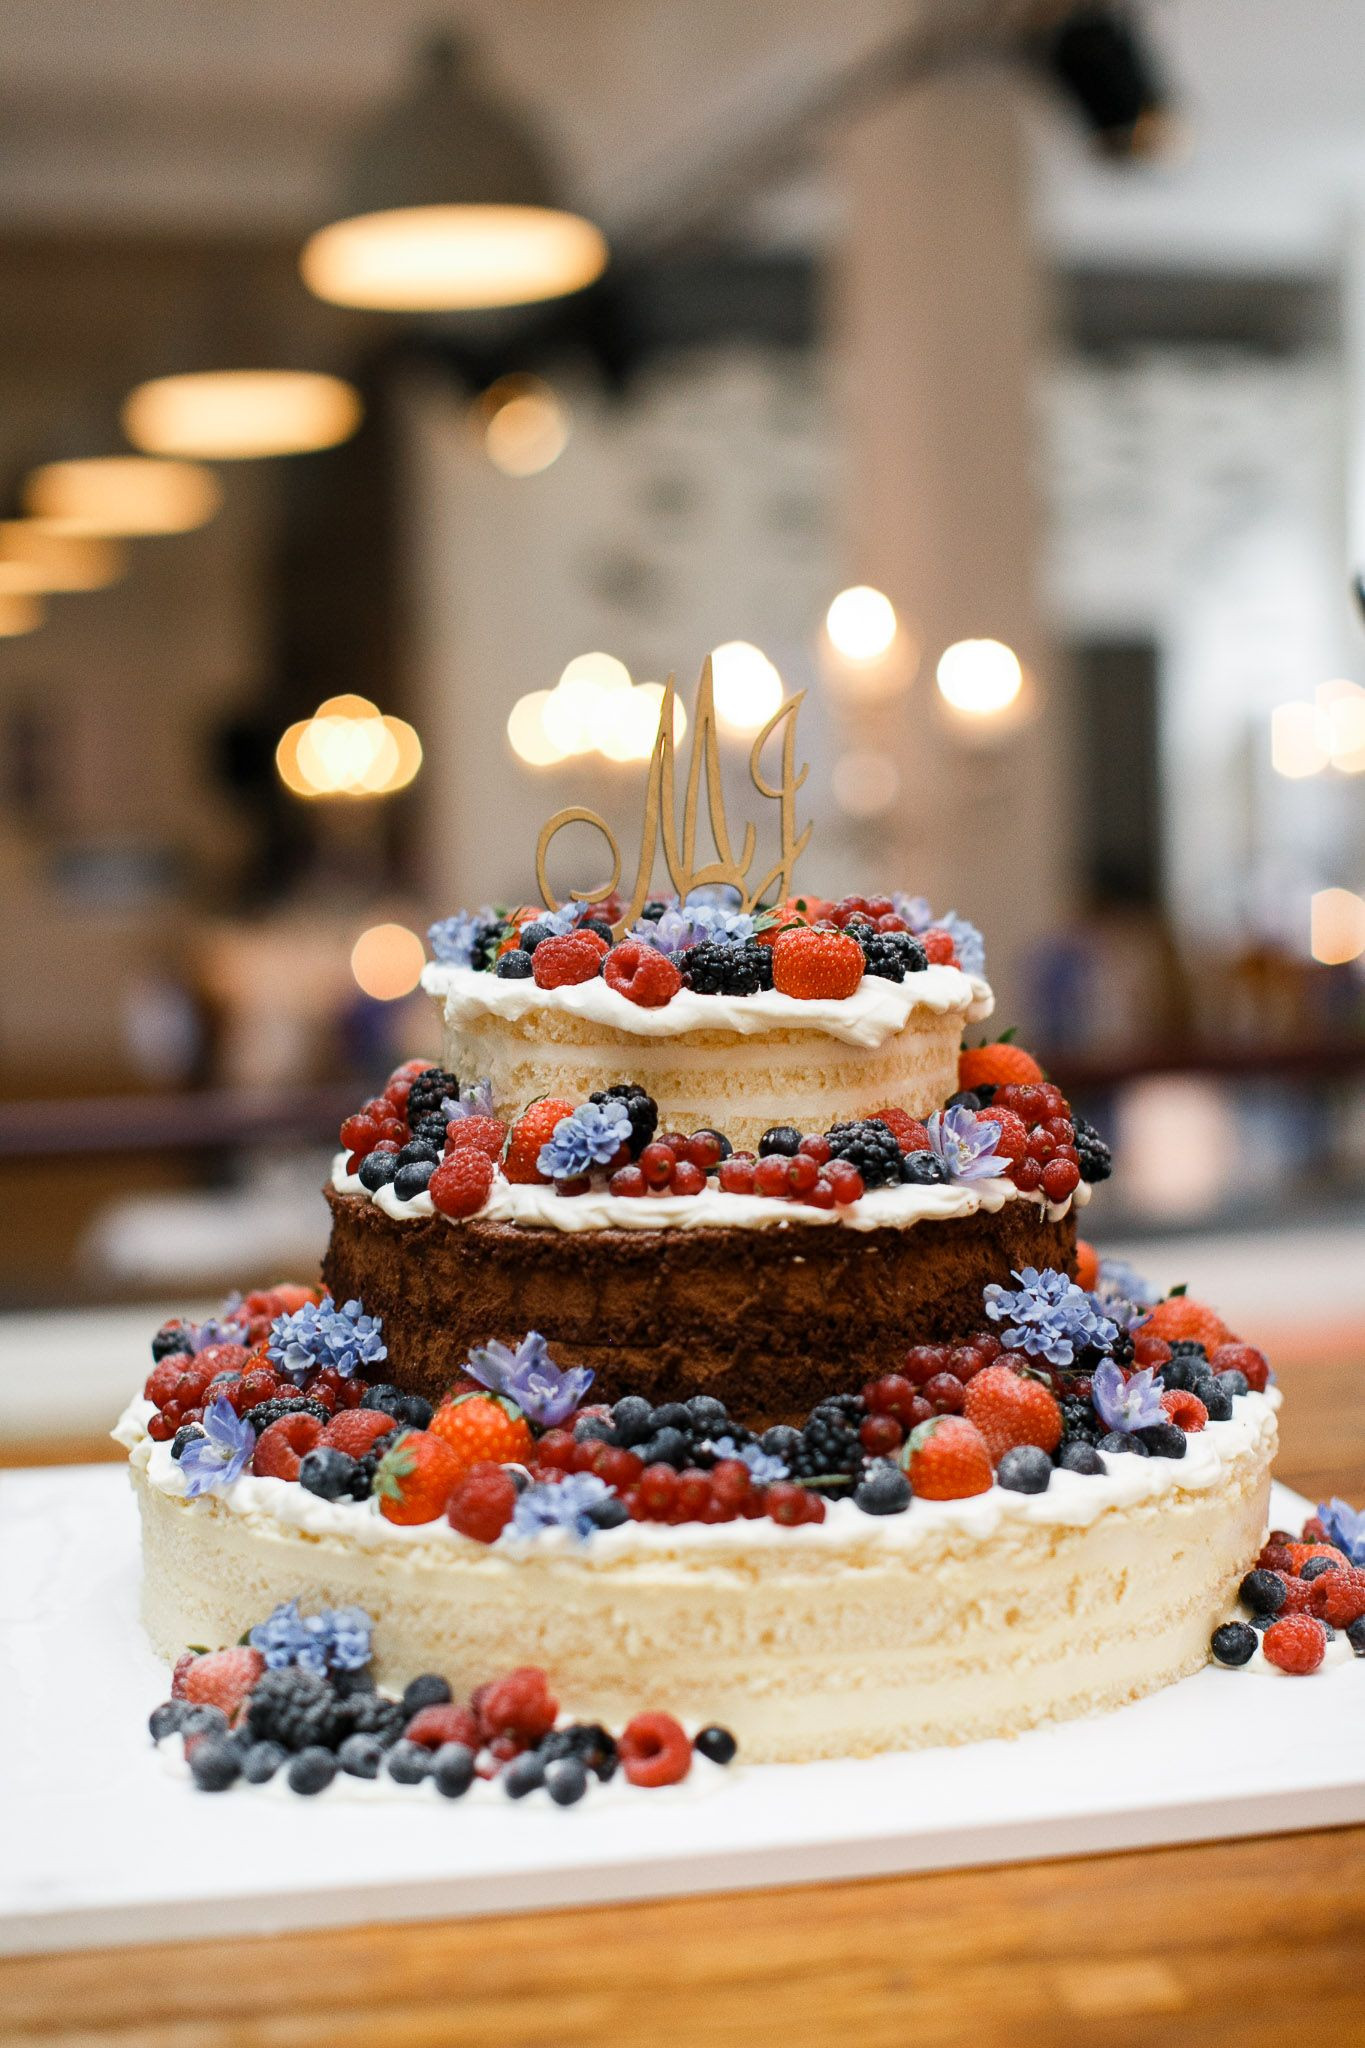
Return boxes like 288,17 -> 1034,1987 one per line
507,690 -> 567,767
276,697 -> 422,797
1310,888 -> 1365,965
23,457 -> 221,537
825,586 -> 897,662
709,641 -> 783,733
936,639 -> 1023,718
479,376 -> 570,476
123,370 -> 363,460
301,205 -> 608,312
0,523 -> 125,591
543,652 -> 632,756
350,922 -> 426,1000
1270,701 -> 1330,779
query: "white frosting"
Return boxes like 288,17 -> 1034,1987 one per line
334,1153 -> 1090,1235
116,1389 -> 1278,1564
422,960 -> 994,1051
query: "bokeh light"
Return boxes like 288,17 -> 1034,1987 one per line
0,592 -> 43,637
23,456 -> 221,537
477,375 -> 571,477
709,641 -> 783,733
825,586 -> 897,662
301,205 -> 608,312
936,638 -> 1023,717
1317,679 -> 1365,774
506,666 -> 687,767
123,370 -> 363,460
0,523 -> 125,591
1310,888 -> 1365,965
1271,701 -> 1331,779
275,696 -> 422,798
350,922 -> 427,1000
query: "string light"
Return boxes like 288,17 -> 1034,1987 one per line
275,696 -> 421,798
1310,889 -> 1365,966
709,642 -> 783,733
936,639 -> 1023,718
123,370 -> 362,461
22,457 -> 221,537
351,923 -> 426,1000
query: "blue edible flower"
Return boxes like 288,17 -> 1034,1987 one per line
890,894 -> 987,977
927,1106 -> 1009,1185
706,1435 -> 789,1484
465,1330 -> 594,1428
178,1396 -> 255,1499
537,1098 -> 632,1181
1095,1256 -> 1158,1326
1092,1359 -> 1167,1435
442,1077 -> 497,1122
266,1294 -> 387,1384
427,908 -> 497,967
1318,1498 -> 1365,1566
984,1266 -> 1120,1368
248,1600 -> 374,1675
511,1474 -> 616,1542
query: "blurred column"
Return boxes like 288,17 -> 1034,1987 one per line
830,64 -> 1070,1012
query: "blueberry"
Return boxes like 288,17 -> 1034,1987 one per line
1239,1569 -> 1285,1614
585,1495 -> 630,1530
519,922 -> 554,953
853,1460 -> 912,1515
901,1153 -> 948,1186
397,1139 -> 441,1167
1347,1618 -> 1365,1657
610,1395 -> 654,1447
694,1725 -> 738,1766
358,1150 -> 400,1191
1210,1621 -> 1258,1667
338,1733 -> 385,1779
651,1402 -> 693,1432
1161,1359 -> 1200,1392
1300,1557 -> 1342,1582
242,1740 -> 287,1783
171,1423 -> 206,1461
179,1704 -> 229,1740
288,1746 -> 338,1796
402,1672 -> 453,1715
363,1383 -> 404,1415
433,1742 -> 476,1798
502,1752 -> 546,1799
299,1447 -> 359,1501
573,1414 -> 615,1444
151,1323 -> 194,1362
1138,1422 -> 1187,1460
685,1395 -> 729,1429
394,1160 -> 436,1201
997,1445 -> 1052,1494
1200,1381 -> 1233,1423
641,1426 -> 689,1469
386,1740 -> 434,1784
945,1089 -> 982,1111
1057,1441 -> 1105,1475
1098,1430 -> 1148,1457
148,1700 -> 185,1742
758,1125 -> 802,1157
760,1424 -> 801,1460
495,950 -> 534,978
1216,1369 -> 1249,1398
544,1757 -> 589,1806
398,1393 -> 433,1429
188,1736 -> 242,1792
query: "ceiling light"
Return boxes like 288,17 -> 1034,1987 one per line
936,638 -> 1023,718
0,592 -> 43,637
0,523 -> 126,591
1310,888 -> 1365,966
478,375 -> 571,477
123,370 -> 363,461
22,457 -> 221,537
825,587 -> 897,662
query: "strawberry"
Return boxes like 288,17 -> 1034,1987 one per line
181,1647 -> 265,1721
903,1415 -> 993,1499
253,1411 -> 323,1480
430,1392 -> 533,1476
373,1429 -> 465,1525
321,1407 -> 398,1458
1074,1238 -> 1100,1291
429,1150 -> 495,1218
503,1099 -> 575,1185
771,927 -> 865,1000
603,940 -> 681,1008
170,1651 -> 197,1699
958,1041 -> 1044,1091
443,1115 -> 506,1162
1160,1388 -> 1208,1433
962,1366 -> 1062,1461
1140,1296 -> 1232,1352
860,1106 -> 930,1153
532,932 -> 607,989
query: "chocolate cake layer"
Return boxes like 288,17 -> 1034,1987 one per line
323,1188 -> 1077,1424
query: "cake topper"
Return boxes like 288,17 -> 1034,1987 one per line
535,656 -> 811,937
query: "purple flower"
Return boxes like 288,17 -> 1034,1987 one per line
511,1473 -> 616,1542
538,1098 -> 632,1180
1318,1498 -> 1365,1566
1095,1257 -> 1158,1329
927,1107 -> 1009,1185
248,1600 -> 373,1675
706,1435 -> 789,1484
984,1266 -> 1119,1368
267,1295 -> 387,1383
185,1293 -> 250,1352
890,895 -> 986,977
442,1077 -> 497,1122
427,910 -> 492,967
465,1331 -> 594,1427
1092,1360 -> 1167,1435
179,1396 -> 255,1498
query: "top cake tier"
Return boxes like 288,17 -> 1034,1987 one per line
423,960 -> 994,1154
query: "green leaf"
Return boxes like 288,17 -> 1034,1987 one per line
1169,1283 -> 1188,1298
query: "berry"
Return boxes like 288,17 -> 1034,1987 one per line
444,1115 -> 506,1162
171,1423 -> 206,1460
604,940 -> 682,1008
904,1416 -> 993,1500
858,1105 -> 929,1154
900,1153 -> 949,1187
189,1736 -> 242,1792
679,940 -> 774,996
589,1084 -> 658,1156
1210,1622 -> 1258,1667
386,1740 -> 434,1784
672,1158 -> 706,1197
996,1445 -> 1052,1493
754,1154 -> 790,1197
1262,1614 -> 1327,1674
479,1667 -> 558,1744
1209,1342 -> 1270,1394
373,1429 -> 465,1525
1058,1441 -> 1105,1475
788,1404 -> 864,1487
759,1125 -> 803,1157
502,1753 -> 547,1799
405,1702 -> 482,1750
401,1672 -> 453,1714
1309,1568 -> 1365,1628
618,1712 -> 692,1788
858,931 -> 929,981
495,948 -> 534,978
859,1413 -> 903,1457
963,1367 -> 1062,1461
1073,1118 -> 1113,1183
298,1446 -> 359,1500
431,1392 -> 533,1475
1160,1389 -> 1208,1433
182,1647 -> 266,1721
694,1725 -> 738,1766
717,1154 -> 757,1194
538,1723 -> 619,1781
433,1743 -> 477,1798
544,1757 -> 590,1806
864,1372 -> 921,1425
771,927 -> 865,1000
404,1068 -> 460,1127
321,1408 -> 398,1460
288,1746 -> 339,1796
243,1741 -> 287,1783
922,1372 -> 965,1415
504,1099 -> 576,1185
429,1150 -> 495,1219
1099,1430 -> 1147,1456
685,1129 -> 731,1171
1140,1297 -> 1231,1353
958,1043 -> 1044,1092
246,1667 -> 348,1751
919,927 -> 958,965
253,1411 -> 324,1481
824,1118 -> 902,1189
447,1460 -> 519,1543
532,932 -> 606,989
1041,1156 -> 1081,1202
854,1460 -> 912,1515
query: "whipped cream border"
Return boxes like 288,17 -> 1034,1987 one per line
331,1154 -> 1090,1235
422,960 -> 994,1052
116,1389 -> 1277,1567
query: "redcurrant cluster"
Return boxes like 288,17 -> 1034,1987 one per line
338,1059 -> 434,1170
717,1133 -> 865,1208
826,896 -> 957,964
532,1431 -> 825,1526
858,1333 -> 1008,1455
607,1128 -> 727,1198
142,1346 -> 366,1442
989,1080 -> 1082,1203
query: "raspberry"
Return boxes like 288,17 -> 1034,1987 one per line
321,1407 -> 402,1458
253,1411 -> 324,1480
1262,1614 -> 1327,1674
770,927 -> 865,1000
443,1115 -> 506,1162
405,1702 -> 481,1749
904,1415 -> 994,1499
919,927 -> 959,966
603,940 -> 682,1008
478,1666 -> 558,1743
170,1651 -> 197,1698
861,1105 -> 930,1153
373,1429 -> 465,1525
1310,1567 -> 1365,1627
1285,1542 -> 1349,1573
429,1150 -> 495,1218
430,1392 -> 533,1477
504,1099 -> 576,1184
1132,1331 -> 1172,1370
1209,1341 -> 1270,1394
962,1366 -> 1062,1461
958,1042 -> 1044,1092
984,1108 -> 1029,1165
1140,1297 -> 1232,1352
532,932 -> 606,989
1160,1389 -> 1208,1433
181,1647 -> 265,1721
617,1711 -> 692,1788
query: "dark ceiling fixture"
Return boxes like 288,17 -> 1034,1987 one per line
1035,4 -> 1172,158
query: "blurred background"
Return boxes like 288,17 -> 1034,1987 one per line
2,0 -> 1364,1443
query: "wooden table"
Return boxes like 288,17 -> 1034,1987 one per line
5,1343 -> 1363,2048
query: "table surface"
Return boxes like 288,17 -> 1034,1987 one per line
4,1336 -> 1363,2048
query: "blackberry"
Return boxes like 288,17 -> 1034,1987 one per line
246,1667 -> 350,1752
858,931 -> 929,982
788,1406 -> 864,1488
243,1396 -> 329,1436
589,1083 -> 658,1157
1168,1340 -> 1209,1360
679,940 -> 774,997
1074,1117 -> 1112,1183
471,918 -> 509,972
151,1322 -> 193,1362
411,1114 -> 451,1146
538,1722 -> 618,1781
824,1119 -> 902,1188
350,1426 -> 401,1499
1058,1395 -> 1103,1448
495,949 -> 534,979
343,1692 -> 407,1745
405,1067 -> 461,1127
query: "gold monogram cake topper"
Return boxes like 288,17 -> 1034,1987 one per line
535,657 -> 812,937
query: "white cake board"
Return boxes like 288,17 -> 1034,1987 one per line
4,1464 -> 1363,1956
